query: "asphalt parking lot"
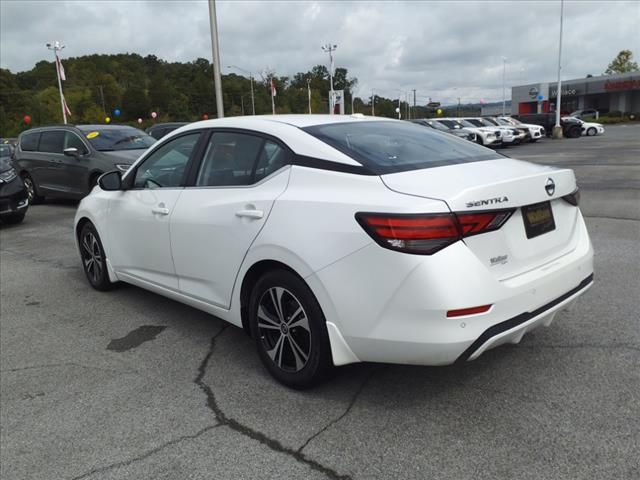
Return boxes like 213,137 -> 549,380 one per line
1,124 -> 639,480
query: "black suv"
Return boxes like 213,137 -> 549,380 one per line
513,114 -> 582,138
146,122 -> 188,140
14,124 -> 156,202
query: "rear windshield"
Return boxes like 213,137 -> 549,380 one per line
303,121 -> 501,174
77,126 -> 156,151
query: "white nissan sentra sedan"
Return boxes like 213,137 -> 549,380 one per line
74,115 -> 594,388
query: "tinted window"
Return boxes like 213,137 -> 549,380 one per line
303,121 -> 500,174
77,126 -> 156,151
20,132 -> 39,151
437,120 -> 460,129
64,132 -> 89,154
39,131 -> 65,153
254,140 -> 289,182
196,132 -> 263,187
133,133 -> 200,189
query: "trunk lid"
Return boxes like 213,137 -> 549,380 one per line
381,158 -> 580,280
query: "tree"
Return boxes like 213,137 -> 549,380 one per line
121,84 -> 150,120
605,50 -> 639,75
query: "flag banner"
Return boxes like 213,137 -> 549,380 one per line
56,55 -> 66,81
62,94 -> 72,116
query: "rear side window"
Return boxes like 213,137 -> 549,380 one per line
303,121 -> 501,174
39,131 -> 65,153
196,132 -> 264,187
254,140 -> 289,182
20,132 -> 39,151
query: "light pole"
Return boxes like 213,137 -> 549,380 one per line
371,89 -> 375,116
307,78 -> 312,114
553,0 -> 565,138
207,0 -> 224,118
502,56 -> 507,116
228,65 -> 255,115
321,43 -> 337,114
46,41 -> 67,124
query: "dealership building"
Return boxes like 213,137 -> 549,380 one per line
511,71 -> 640,115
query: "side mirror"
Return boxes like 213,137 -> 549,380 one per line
63,147 -> 79,157
98,171 -> 122,191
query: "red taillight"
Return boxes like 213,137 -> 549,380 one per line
447,304 -> 492,317
356,209 -> 514,255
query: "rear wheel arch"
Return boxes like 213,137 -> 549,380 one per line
239,260 -> 306,337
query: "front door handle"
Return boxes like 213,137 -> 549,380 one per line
152,206 -> 170,215
236,209 -> 264,219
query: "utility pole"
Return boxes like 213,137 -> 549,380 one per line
321,43 -> 337,114
46,41 -> 67,124
553,0 -> 565,138
98,85 -> 106,115
502,57 -> 507,116
351,93 -> 355,114
371,90 -> 375,116
307,78 -> 312,114
412,89 -> 416,119
457,97 -> 461,117
228,65 -> 255,115
208,0 -> 224,118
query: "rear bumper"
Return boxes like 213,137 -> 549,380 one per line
311,210 -> 594,366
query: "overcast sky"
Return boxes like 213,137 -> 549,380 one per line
1,1 -> 639,104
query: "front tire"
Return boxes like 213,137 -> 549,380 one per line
587,127 -> 597,136
249,270 -> 333,389
79,222 -> 115,291
22,174 -> 44,204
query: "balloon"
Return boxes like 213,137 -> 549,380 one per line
23,115 -> 32,125
137,118 -> 143,124
113,108 -> 121,117
437,108 -> 443,115
105,117 -> 111,123
151,111 -> 157,119
202,113 -> 209,120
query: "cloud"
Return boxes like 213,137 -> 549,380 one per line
1,0 -> 638,104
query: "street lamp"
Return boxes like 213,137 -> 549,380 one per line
227,65 -> 255,115
46,41 -> 67,124
553,0 -> 565,138
321,43 -> 337,114
502,56 -> 507,116
371,89 -> 376,116
207,0 -> 224,118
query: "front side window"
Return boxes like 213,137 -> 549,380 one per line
196,132 -> 264,187
64,132 -> 89,154
304,121 -> 500,174
133,133 -> 200,189
20,133 -> 39,152
38,131 -> 65,153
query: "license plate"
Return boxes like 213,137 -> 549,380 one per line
522,201 -> 555,239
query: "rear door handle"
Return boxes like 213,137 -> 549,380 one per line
152,207 -> 170,215
236,209 -> 264,219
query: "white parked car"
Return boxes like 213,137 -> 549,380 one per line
434,118 -> 501,147
497,116 -> 546,142
75,115 -> 594,388
461,117 -> 520,145
563,117 -> 605,136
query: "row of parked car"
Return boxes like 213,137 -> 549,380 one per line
410,113 -> 605,148
0,112 -> 604,225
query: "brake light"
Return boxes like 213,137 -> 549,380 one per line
356,209 -> 515,255
562,188 -> 580,206
447,305 -> 492,317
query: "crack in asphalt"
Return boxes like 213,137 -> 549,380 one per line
0,247 -> 78,271
68,424 -> 221,480
297,367 -> 380,454
195,326 -> 352,480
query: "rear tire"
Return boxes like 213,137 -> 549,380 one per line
248,269 -> 333,389
1,212 -> 25,224
79,222 -> 115,291
22,174 -> 44,204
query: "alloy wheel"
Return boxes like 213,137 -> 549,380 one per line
257,287 -> 311,372
81,231 -> 103,285
23,177 -> 35,202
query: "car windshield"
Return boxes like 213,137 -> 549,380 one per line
495,118 -> 512,126
483,118 -> 499,126
303,121 -> 501,174
437,120 -> 461,129
77,126 -> 156,151
429,121 -> 449,131
503,117 -> 520,125
457,119 -> 477,128
464,119 -> 485,127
